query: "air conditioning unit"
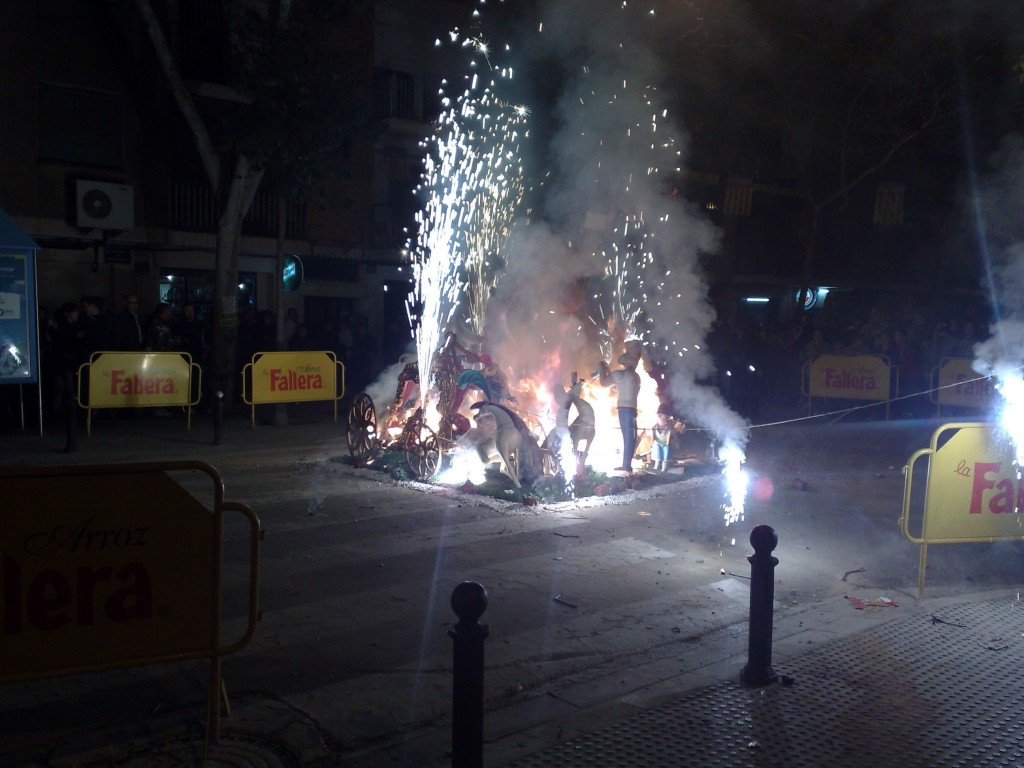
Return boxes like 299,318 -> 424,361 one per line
76,180 -> 134,231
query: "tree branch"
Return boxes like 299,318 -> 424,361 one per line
132,0 -> 222,191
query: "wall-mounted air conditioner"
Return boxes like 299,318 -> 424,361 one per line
75,180 -> 134,231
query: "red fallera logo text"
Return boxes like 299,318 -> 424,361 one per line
969,461 -> 1024,515
824,368 -> 877,390
109,370 -> 176,395
954,374 -> 997,398
2,551 -> 153,633
269,368 -> 324,391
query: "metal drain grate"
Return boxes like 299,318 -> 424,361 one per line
509,599 -> 1024,767
109,732 -> 303,768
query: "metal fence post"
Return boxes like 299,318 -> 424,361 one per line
212,390 -> 224,446
449,581 -> 489,768
63,387 -> 78,453
741,525 -> 779,687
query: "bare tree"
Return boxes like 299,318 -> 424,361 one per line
132,0 -> 368,403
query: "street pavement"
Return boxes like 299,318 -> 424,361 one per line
0,405 -> 1022,767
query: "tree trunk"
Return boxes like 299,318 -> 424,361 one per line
273,195 -> 289,426
798,209 -> 821,298
275,195 -> 287,349
210,154 -> 265,407
134,0 -> 269,411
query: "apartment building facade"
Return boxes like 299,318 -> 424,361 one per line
0,0 -> 469,358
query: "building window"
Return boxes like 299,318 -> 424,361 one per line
38,84 -> 123,167
177,0 -> 228,82
373,68 -> 416,120
422,73 -> 445,122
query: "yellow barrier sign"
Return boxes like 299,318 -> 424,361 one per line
0,467 -> 217,679
0,462 -> 261,745
85,351 -> 195,407
902,422 -> 1024,594
78,351 -> 201,434
934,357 -> 998,410
242,350 -> 345,427
807,354 -> 892,401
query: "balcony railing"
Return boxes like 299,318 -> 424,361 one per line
370,202 -> 419,250
169,182 -> 306,239
373,69 -> 417,120
177,2 -> 228,83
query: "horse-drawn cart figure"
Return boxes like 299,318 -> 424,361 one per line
345,354 -> 443,479
346,392 -> 442,478
345,338 -> 564,487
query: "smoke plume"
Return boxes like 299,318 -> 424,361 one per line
478,0 -> 747,449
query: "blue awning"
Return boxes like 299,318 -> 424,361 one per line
0,208 -> 39,252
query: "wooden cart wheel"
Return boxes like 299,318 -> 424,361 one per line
405,427 -> 441,479
346,392 -> 379,464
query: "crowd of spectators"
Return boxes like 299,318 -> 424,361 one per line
708,298 -> 992,422
36,294 -> 390,422
39,293 -> 211,419
234,306 -> 385,395
28,289 -> 992,428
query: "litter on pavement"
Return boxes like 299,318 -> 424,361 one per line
845,595 -> 898,609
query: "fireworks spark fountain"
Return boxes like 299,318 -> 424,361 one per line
408,32 -> 529,406
544,11 -> 749,514
400,0 -> 749,516
971,139 -> 1024,471
976,324 -> 1024,465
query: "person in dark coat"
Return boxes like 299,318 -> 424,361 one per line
173,302 -> 208,407
174,303 -> 207,364
115,293 -> 144,351
48,302 -> 85,418
79,295 -> 115,356
145,302 -> 180,352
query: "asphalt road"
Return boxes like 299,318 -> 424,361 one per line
1,410 -> 1021,766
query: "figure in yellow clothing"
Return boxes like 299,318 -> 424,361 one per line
651,409 -> 679,472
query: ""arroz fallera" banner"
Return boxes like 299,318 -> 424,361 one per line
807,354 -> 892,401
248,350 -> 340,404
935,357 -> 998,410
902,422 -> 1024,594
85,352 -> 195,408
0,468 -> 215,680
241,350 -> 345,427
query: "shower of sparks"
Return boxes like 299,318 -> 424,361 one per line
973,358 -> 1024,518
400,1 -> 748,509
579,78 -> 690,365
719,441 -> 749,527
408,28 -> 528,399
993,369 -> 1024,466
974,321 -> 1024,470
571,31 -> 748,510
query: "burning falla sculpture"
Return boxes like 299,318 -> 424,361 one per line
462,403 -> 523,487
553,374 -> 596,479
352,323 -> 616,488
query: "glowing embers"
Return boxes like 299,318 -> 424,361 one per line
719,441 -> 749,528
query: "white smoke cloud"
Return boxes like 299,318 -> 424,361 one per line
478,0 -> 746,449
972,135 -> 1024,372
971,135 -> 1024,459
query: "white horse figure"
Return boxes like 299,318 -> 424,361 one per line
471,403 -> 522,488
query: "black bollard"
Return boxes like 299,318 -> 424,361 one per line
741,525 -> 779,687
212,390 -> 224,446
449,581 -> 489,768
